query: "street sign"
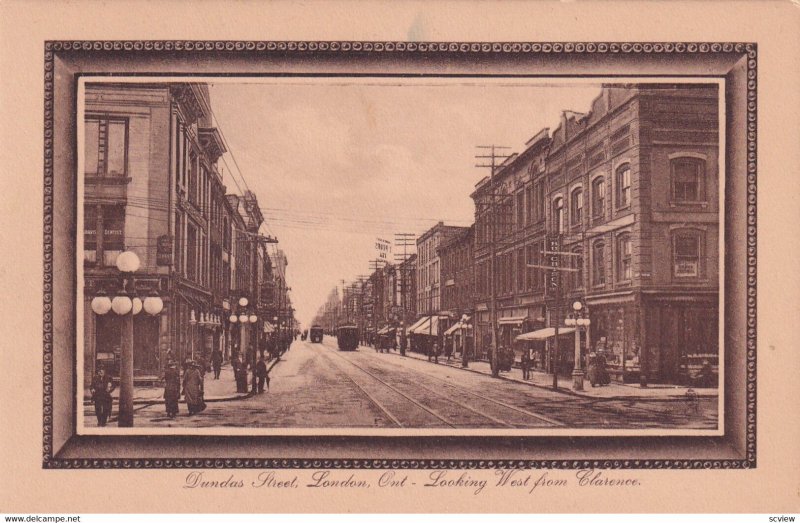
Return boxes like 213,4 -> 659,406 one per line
545,234 -> 561,300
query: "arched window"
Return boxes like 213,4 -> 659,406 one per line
553,197 -> 564,234
616,164 -> 631,208
592,241 -> 606,286
570,187 -> 583,228
617,234 -> 632,282
673,229 -> 703,278
591,176 -> 605,219
671,157 -> 706,202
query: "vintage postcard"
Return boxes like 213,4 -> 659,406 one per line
1,0 -> 799,515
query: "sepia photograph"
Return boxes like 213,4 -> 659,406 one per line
4,0 -> 800,517
78,77 -> 723,436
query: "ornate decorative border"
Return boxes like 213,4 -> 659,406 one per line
42,40 -> 757,469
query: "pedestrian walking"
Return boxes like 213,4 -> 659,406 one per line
234,354 -> 248,393
596,350 -> 611,386
255,355 -> 269,393
210,348 -> 223,380
521,348 -> 531,380
89,366 -> 115,427
163,362 -> 180,418
444,340 -> 452,363
432,340 -> 440,364
182,360 -> 206,415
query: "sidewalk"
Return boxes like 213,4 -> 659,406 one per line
381,346 -> 718,400
82,363 -> 250,405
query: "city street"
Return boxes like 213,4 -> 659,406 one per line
86,337 -> 718,429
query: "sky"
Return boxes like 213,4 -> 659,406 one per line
207,79 -> 602,328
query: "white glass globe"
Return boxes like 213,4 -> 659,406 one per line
131,297 -> 143,315
239,314 -> 249,323
249,314 -> 258,323
238,297 -> 249,307
143,296 -> 164,315
229,314 -> 238,323
115,251 -> 141,273
111,295 -> 133,315
91,295 -> 112,315
572,300 -> 583,312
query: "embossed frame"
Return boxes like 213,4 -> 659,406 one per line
42,41 -> 757,469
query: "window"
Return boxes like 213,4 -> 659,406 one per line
674,232 -> 701,277
187,223 -> 198,282
517,248 -> 525,291
570,188 -> 583,228
592,241 -> 606,286
84,116 -> 127,176
84,204 -> 126,256
617,235 -> 632,281
616,164 -> 631,208
592,177 -> 605,219
572,247 -> 583,290
671,157 -> 706,202
188,151 -> 198,205
553,197 -> 564,234
516,191 -> 524,230
525,186 -> 532,225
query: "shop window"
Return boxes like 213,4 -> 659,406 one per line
187,222 -> 198,282
671,157 -> 706,202
85,116 -> 127,176
616,164 -> 631,208
592,176 -> 605,219
552,197 -> 564,234
673,231 -> 702,278
592,241 -> 606,286
570,187 -> 583,228
617,234 -> 632,282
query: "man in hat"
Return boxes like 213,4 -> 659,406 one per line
89,366 -> 115,427
163,361 -> 180,418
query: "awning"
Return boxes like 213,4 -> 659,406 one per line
406,316 -> 429,334
515,327 -> 575,341
443,322 -> 462,336
376,325 -> 395,335
262,322 -> 275,333
410,317 -> 432,334
498,315 -> 528,325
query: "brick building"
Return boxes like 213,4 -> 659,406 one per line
473,84 -> 719,383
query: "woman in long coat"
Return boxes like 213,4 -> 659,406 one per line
182,361 -> 205,415
163,362 -> 180,418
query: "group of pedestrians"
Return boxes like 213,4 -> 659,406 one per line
233,350 -> 272,395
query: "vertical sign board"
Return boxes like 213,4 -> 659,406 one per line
375,238 -> 392,262
545,234 -> 561,301
156,235 -> 173,266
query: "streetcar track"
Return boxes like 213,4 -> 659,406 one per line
360,351 -> 566,427
315,348 -> 405,427
322,346 -> 457,428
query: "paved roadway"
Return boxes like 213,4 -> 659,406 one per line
86,336 -> 718,429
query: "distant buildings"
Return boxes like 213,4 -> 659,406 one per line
316,83 -> 719,385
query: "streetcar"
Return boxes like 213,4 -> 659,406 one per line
336,325 -> 359,351
309,325 -> 324,343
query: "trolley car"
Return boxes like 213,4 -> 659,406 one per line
336,325 -> 359,351
309,325 -> 324,343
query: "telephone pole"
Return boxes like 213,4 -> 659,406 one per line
394,233 -> 415,357
476,145 -> 512,378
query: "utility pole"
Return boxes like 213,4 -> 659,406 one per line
476,145 -> 512,378
394,233 -> 415,357
529,242 -> 580,390
369,258 -> 385,345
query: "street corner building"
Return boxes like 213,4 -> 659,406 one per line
81,82 -> 293,389
470,83 -> 720,384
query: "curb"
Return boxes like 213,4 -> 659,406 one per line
83,393 -> 251,407
387,350 -> 715,401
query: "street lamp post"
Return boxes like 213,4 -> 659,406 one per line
90,250 -> 163,427
565,300 -> 590,391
